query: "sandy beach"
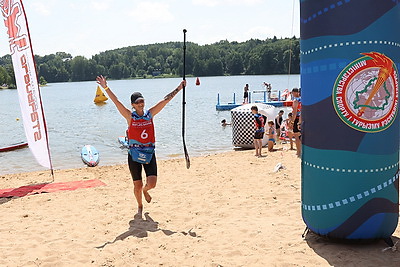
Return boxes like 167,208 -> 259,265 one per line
1,144 -> 400,266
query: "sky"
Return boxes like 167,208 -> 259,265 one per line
0,0 -> 300,58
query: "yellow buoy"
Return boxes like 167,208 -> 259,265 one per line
94,86 -> 108,103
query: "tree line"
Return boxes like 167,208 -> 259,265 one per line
0,36 -> 299,88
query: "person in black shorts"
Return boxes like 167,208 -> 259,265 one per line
290,88 -> 302,157
127,152 -> 157,183
96,75 -> 186,215
293,117 -> 301,133
251,105 -> 265,157
243,84 -> 249,104
275,110 -> 284,141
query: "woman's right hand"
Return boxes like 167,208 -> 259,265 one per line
178,80 -> 187,90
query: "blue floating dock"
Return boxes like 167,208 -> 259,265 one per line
216,92 -> 292,111
216,92 -> 240,110
216,103 -> 241,110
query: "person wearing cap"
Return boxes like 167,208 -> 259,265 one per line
96,75 -> 186,216
289,88 -> 302,157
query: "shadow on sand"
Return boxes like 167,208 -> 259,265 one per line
304,231 -> 400,266
96,212 -> 198,249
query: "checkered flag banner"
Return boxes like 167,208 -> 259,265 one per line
231,110 -> 254,147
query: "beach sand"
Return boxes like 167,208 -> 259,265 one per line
1,144 -> 400,266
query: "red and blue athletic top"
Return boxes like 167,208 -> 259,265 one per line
127,110 -> 155,148
254,113 -> 265,133
293,97 -> 302,117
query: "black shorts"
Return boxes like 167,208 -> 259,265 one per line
254,131 -> 264,139
128,153 -> 157,181
293,117 -> 301,133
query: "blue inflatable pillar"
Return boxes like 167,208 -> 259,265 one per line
301,0 -> 400,241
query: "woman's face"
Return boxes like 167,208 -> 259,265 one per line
132,99 -> 145,111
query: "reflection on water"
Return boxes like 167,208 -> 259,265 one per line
0,75 -> 299,174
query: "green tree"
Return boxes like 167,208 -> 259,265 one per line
70,56 -> 89,81
227,52 -> 243,75
0,66 -> 11,86
1,37 -> 301,84
39,76 -> 47,85
206,58 -> 224,76
109,62 -> 130,79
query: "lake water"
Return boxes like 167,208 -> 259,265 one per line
0,74 -> 300,175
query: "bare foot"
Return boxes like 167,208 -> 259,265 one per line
143,190 -> 152,203
135,207 -> 143,219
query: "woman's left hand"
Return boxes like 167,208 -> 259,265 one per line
96,75 -> 107,88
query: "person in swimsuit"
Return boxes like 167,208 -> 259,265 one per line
283,112 -> 294,150
267,120 -> 276,152
274,110 -> 284,142
251,105 -> 265,157
221,119 -> 231,127
96,75 -> 186,216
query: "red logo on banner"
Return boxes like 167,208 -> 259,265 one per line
332,52 -> 399,133
1,0 -> 29,54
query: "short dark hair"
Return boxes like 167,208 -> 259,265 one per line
292,88 -> 299,93
251,105 -> 258,111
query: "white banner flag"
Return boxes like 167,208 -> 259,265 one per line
1,0 -> 52,169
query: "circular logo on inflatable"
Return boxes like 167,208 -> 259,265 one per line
333,52 -> 399,133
